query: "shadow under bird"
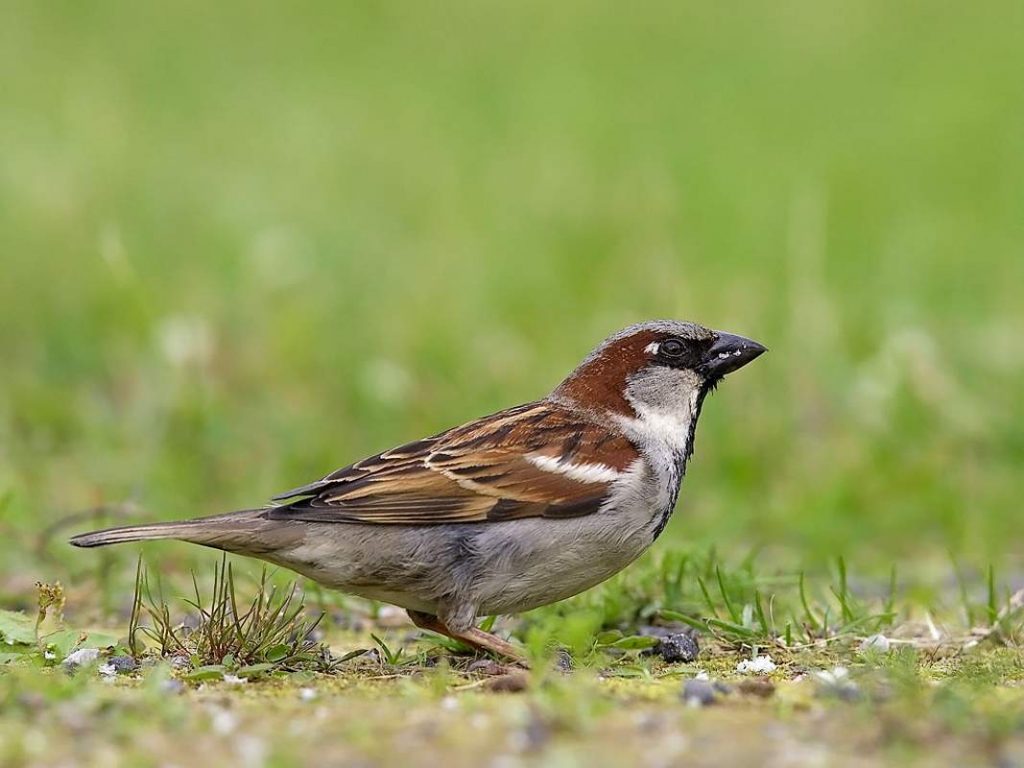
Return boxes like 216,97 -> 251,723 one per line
72,320 -> 766,660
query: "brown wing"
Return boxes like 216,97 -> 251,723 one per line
265,402 -> 639,525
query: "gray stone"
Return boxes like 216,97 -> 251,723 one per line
654,633 -> 700,663
681,679 -> 718,706
107,655 -> 138,673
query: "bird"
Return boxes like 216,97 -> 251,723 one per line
71,320 -> 765,661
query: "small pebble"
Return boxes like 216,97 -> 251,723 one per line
813,666 -> 849,685
107,656 -> 138,674
681,678 -> 719,707
652,633 -> 699,663
736,655 -> 776,674
299,688 -> 317,702
63,648 -> 100,670
859,634 -> 891,653
813,666 -> 860,702
485,672 -> 529,693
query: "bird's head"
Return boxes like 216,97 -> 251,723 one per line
551,320 -> 766,444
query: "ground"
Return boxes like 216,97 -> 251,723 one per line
6,658 -> 1023,768
1,554 -> 1022,766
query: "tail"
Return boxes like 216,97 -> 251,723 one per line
69,509 -> 270,549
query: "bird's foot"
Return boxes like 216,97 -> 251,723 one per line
407,610 -> 529,667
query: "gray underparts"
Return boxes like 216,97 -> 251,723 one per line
261,506 -> 661,632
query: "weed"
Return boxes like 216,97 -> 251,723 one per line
33,582 -> 65,646
127,554 -> 339,676
370,633 -> 407,666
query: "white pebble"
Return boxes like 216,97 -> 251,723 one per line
813,666 -> 850,685
736,655 -> 776,674
63,648 -> 100,667
859,634 -> 891,653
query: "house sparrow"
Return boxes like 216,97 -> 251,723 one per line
71,320 -> 765,660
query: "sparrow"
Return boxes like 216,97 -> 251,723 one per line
71,320 -> 765,660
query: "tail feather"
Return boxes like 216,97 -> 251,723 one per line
69,510 -> 268,549
70,522 -> 200,548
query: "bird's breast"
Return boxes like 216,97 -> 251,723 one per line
609,448 -> 687,542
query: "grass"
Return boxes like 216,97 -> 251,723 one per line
126,555 -> 339,677
2,0 -> 1023,764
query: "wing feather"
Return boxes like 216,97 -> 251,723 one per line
265,401 -> 638,525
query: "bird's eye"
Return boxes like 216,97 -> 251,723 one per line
660,339 -> 685,357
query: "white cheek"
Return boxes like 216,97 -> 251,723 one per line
616,407 -> 694,455
616,370 -> 701,455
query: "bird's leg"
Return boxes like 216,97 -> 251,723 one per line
406,610 -> 528,666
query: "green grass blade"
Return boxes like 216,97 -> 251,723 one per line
716,566 -> 741,624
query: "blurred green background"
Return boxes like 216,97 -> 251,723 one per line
1,0 -> 1022,598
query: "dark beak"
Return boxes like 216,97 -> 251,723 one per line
701,331 -> 767,379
